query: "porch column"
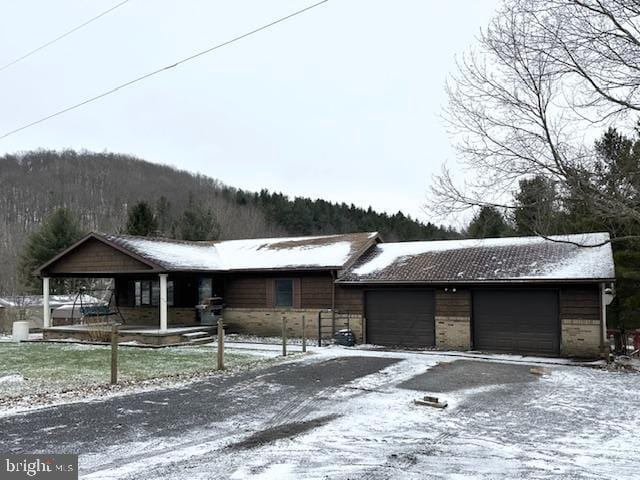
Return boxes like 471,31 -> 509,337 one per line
43,277 -> 51,328
159,274 -> 168,332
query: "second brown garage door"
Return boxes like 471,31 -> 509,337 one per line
473,289 -> 560,355
365,290 -> 435,347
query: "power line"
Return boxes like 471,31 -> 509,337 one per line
0,0 -> 329,141
0,0 -> 130,73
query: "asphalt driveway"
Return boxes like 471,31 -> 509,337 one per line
1,350 -> 639,479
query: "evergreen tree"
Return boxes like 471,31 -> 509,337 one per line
125,201 -> 157,236
18,208 -> 85,292
513,176 -> 559,235
566,127 -> 640,328
467,206 -> 512,238
610,240 -> 640,330
177,193 -> 220,241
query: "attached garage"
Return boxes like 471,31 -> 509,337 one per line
339,232 -> 615,358
365,290 -> 435,347
472,290 -> 560,355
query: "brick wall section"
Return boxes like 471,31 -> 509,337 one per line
46,238 -> 151,274
222,308 -> 364,342
559,286 -> 602,357
435,289 -> 471,350
118,307 -> 196,326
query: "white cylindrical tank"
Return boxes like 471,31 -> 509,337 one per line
12,321 -> 30,342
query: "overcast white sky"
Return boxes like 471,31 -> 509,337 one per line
0,0 -> 502,224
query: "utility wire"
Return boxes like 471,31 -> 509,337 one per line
0,0 -> 130,73
0,0 -> 329,141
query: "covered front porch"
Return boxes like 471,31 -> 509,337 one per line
39,271 -> 221,345
35,234 -> 224,346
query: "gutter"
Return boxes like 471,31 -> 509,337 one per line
335,278 -> 617,285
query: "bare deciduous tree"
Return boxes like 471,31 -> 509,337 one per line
432,0 -> 640,235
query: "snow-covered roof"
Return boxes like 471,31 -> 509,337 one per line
339,233 -> 615,283
104,232 -> 379,271
0,294 -> 105,308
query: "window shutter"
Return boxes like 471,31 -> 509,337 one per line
266,278 -> 275,307
293,278 -> 301,308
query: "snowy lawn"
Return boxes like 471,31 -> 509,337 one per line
0,342 -> 269,400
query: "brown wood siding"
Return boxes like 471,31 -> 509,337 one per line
225,274 -> 334,309
560,286 -> 600,321
435,289 -> 471,317
300,276 -> 333,309
45,238 -> 152,274
335,286 -> 364,314
224,277 -> 268,308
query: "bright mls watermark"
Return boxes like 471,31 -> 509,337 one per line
1,454 -> 77,480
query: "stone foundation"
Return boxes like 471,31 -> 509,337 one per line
435,315 -> 471,350
222,308 -> 364,343
561,318 -> 602,358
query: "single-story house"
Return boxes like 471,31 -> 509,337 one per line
34,231 -> 615,357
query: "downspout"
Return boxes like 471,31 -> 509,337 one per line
331,270 -> 336,334
600,282 -> 607,356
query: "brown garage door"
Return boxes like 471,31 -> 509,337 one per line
473,290 -> 560,355
365,290 -> 435,347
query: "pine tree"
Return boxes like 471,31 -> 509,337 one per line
177,193 -> 220,241
126,201 -> 157,236
467,207 -> 512,239
513,176 -> 559,235
18,208 -> 85,292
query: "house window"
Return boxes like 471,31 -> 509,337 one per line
140,281 -> 151,305
275,279 -> 294,307
134,280 -> 174,306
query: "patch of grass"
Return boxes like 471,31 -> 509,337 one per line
0,342 -> 264,399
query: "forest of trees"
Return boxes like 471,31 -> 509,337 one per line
0,149 -> 457,294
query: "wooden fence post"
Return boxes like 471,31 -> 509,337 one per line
217,318 -> 225,371
362,315 -> 367,344
110,323 -> 119,385
282,314 -> 287,357
302,314 -> 307,353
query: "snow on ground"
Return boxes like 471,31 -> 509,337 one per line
72,347 -> 640,480
0,374 -> 24,384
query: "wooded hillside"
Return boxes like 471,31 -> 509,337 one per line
0,150 -> 456,293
